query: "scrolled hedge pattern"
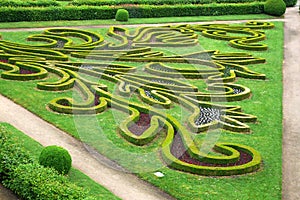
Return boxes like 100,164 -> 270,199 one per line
0,21 -> 274,176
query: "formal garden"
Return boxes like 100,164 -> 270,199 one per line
0,0 -> 298,199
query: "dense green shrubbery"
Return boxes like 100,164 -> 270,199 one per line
115,9 -> 129,22
0,0 -> 59,7
39,145 -> 72,175
0,3 -> 264,22
0,126 -> 33,179
0,125 -> 89,199
283,0 -> 297,7
0,6 -> 116,22
71,0 -> 213,6
4,163 -> 87,200
216,0 -> 264,2
264,0 -> 286,16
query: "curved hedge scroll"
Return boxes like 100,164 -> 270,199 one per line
0,21 -> 274,176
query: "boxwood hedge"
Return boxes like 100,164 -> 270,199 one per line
0,3 -> 264,22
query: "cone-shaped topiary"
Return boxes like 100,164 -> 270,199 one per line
264,0 -> 286,16
115,9 -> 129,22
39,145 -> 72,175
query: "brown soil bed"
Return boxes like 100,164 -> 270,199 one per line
128,113 -> 152,136
171,132 -> 253,167
20,68 -> 34,74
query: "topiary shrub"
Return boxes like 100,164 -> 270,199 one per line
264,0 -> 286,16
115,9 -> 129,22
39,145 -> 72,175
283,0 -> 297,7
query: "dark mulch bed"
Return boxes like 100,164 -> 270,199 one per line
128,113 -> 152,136
171,132 -> 253,167
19,68 -> 34,74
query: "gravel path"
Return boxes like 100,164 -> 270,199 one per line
0,6 -> 299,200
0,184 -> 20,200
282,5 -> 300,200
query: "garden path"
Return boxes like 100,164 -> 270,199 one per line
0,6 -> 299,200
282,4 -> 300,200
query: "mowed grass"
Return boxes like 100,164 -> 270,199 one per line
0,123 -> 120,200
0,22 -> 283,199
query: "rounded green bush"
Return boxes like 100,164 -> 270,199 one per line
39,145 -> 72,175
264,0 -> 286,16
115,9 -> 129,22
283,0 -> 297,7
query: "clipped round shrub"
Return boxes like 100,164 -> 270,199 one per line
283,0 -> 297,7
39,145 -> 72,175
115,9 -> 129,22
264,0 -> 286,16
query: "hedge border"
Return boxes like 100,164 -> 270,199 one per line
0,3 -> 265,22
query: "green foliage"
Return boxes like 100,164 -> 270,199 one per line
0,126 -> 85,199
3,163 -> 87,200
0,3 -> 264,22
283,0 -> 297,6
0,21 -> 284,199
0,126 -> 33,179
0,0 -> 58,7
0,123 -> 119,200
115,9 -> 129,22
216,0 -> 260,2
39,145 -> 72,175
264,0 -> 286,16
71,0 -> 212,6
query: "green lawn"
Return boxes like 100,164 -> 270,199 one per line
0,21 -> 283,199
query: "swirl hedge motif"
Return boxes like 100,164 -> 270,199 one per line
0,21 -> 274,176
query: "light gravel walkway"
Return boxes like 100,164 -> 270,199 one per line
282,5 -> 300,200
0,184 -> 20,200
0,6 -> 299,200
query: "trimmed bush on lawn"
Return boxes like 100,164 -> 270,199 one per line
39,145 -> 72,175
264,0 -> 286,16
283,0 -> 297,7
115,9 -> 129,22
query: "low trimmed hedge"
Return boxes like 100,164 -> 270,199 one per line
43,28 -> 105,48
4,163 -> 87,200
71,0 -> 213,6
157,114 -> 261,176
0,3 -> 264,22
90,85 -> 262,176
0,62 -> 48,81
0,0 -> 59,7
0,41 -> 68,61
